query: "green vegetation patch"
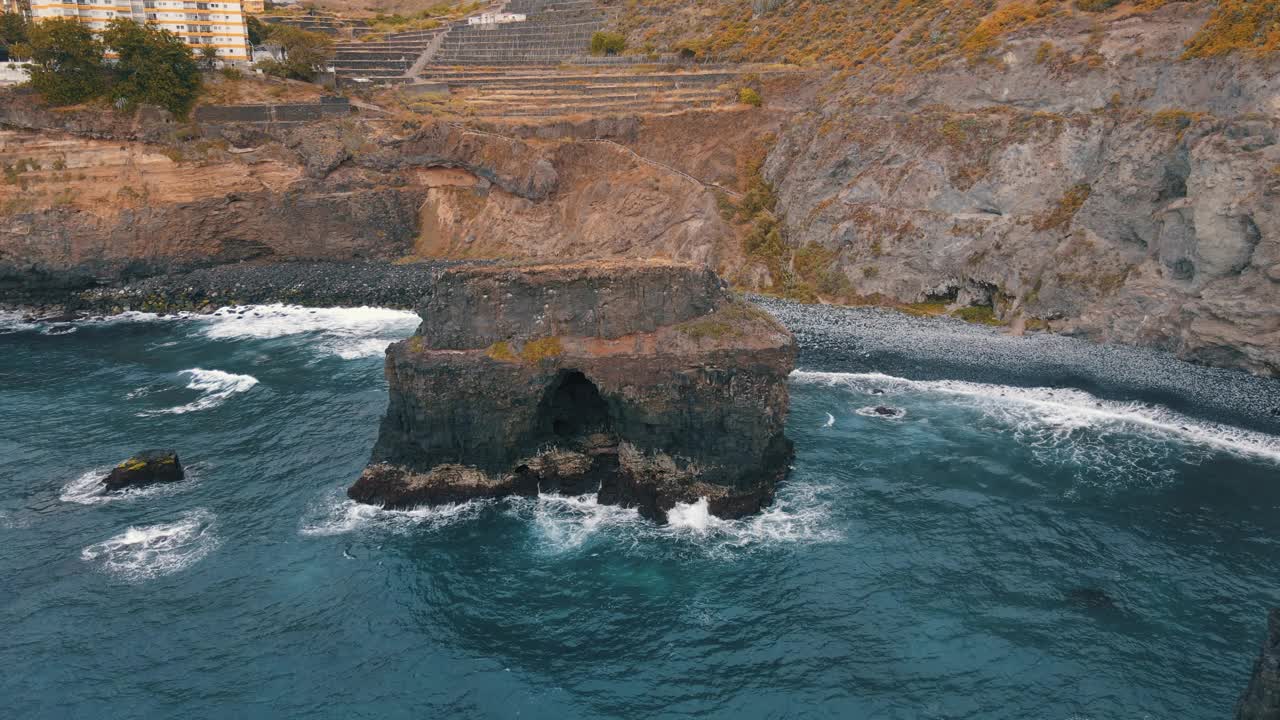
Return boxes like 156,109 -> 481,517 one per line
950,305 -> 1002,325
590,31 -> 627,56
485,341 -> 519,362
519,337 -> 563,363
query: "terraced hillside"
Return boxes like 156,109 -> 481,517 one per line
334,29 -> 447,86
432,0 -> 605,64
410,65 -> 783,119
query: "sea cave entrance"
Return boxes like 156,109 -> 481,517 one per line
540,370 -> 611,441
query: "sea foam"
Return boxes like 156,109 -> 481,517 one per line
299,491 -> 486,537
60,465 -> 198,505
792,370 -> 1280,465
196,304 -> 419,359
512,483 -> 840,556
80,509 -> 219,581
140,368 -> 258,415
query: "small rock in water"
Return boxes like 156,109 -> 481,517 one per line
101,449 -> 184,492
873,406 -> 897,416
1064,586 -> 1117,610
870,388 -> 886,395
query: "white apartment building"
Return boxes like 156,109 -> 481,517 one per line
29,0 -> 250,62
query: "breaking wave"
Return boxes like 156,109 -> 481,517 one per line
509,483 -> 839,556
80,509 -> 219,581
299,491 -> 487,537
196,304 -> 419,359
140,368 -> 258,415
792,370 -> 1280,466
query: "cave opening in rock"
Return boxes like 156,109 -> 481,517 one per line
541,370 -> 611,441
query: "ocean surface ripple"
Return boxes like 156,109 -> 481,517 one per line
1,301 -> 1277,719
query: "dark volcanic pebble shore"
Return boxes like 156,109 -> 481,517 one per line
754,296 -> 1280,435
3,261 -> 1277,434
15,261 -> 472,317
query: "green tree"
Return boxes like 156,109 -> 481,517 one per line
199,44 -> 220,71
102,19 -> 202,117
255,25 -> 332,82
22,18 -> 106,106
246,16 -> 268,46
0,12 -> 28,62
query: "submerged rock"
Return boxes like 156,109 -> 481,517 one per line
101,449 -> 184,492
348,260 -> 796,522
1237,608 -> 1280,720
1064,586 -> 1117,611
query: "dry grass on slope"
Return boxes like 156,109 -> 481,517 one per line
598,0 -> 1272,70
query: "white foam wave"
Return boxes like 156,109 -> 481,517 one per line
0,310 -> 37,333
140,368 -> 258,415
665,485 -> 841,548
196,304 -> 419,360
823,412 -> 835,427
792,370 -> 1280,464
514,485 -> 839,555
80,509 -> 219,581
60,465 -> 197,505
299,492 -> 485,536
527,493 -> 646,552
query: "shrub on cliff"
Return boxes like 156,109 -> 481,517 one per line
255,26 -> 334,82
738,87 -> 762,106
590,31 -> 626,56
1184,0 -> 1280,58
102,19 -> 202,117
1075,0 -> 1121,11
21,18 -> 106,106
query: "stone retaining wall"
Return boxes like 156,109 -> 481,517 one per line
194,98 -> 351,127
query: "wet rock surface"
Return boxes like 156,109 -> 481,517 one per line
349,260 -> 796,522
102,450 -> 184,492
1238,608 -> 1280,720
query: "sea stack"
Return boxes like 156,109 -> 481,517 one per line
348,260 -> 796,522
101,449 -> 184,491
1238,608 -> 1280,720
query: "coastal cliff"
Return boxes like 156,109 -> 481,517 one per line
349,260 -> 796,521
4,1 -> 1280,376
763,5 -> 1280,374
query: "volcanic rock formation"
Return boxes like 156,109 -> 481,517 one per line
348,260 -> 796,522
1238,608 -> 1280,720
102,449 -> 185,492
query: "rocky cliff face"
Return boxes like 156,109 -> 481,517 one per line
0,91 -> 750,304
1238,608 -> 1280,720
349,260 -> 796,522
760,5 -> 1280,374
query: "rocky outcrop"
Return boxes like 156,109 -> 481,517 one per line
349,260 -> 796,522
102,450 -> 184,492
1239,608 -> 1280,720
